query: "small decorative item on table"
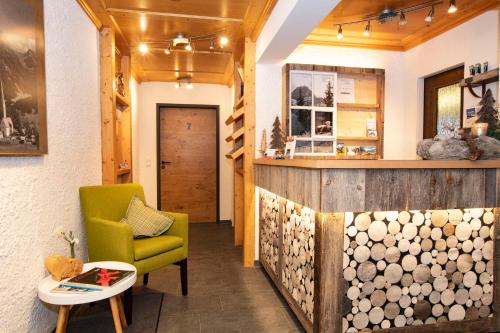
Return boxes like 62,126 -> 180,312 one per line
475,63 -> 482,75
55,226 -> 80,258
471,123 -> 489,137
483,61 -> 489,73
44,255 -> 83,281
284,136 -> 296,159
469,65 -> 476,76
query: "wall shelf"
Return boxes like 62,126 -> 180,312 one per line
337,103 -> 380,111
226,146 -> 244,160
115,93 -> 130,109
225,107 -> 245,125
459,68 -> 499,98
225,127 -> 245,142
117,168 -> 131,175
337,136 -> 379,141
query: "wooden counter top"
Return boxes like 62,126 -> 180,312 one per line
254,158 -> 500,169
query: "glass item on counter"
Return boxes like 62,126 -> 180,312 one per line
471,123 -> 489,137
483,62 -> 489,73
475,63 -> 482,75
469,65 -> 475,76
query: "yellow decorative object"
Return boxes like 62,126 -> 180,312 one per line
44,255 -> 83,281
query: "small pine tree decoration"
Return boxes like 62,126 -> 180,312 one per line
476,89 -> 500,139
270,116 -> 285,152
323,80 -> 334,107
259,129 -> 267,156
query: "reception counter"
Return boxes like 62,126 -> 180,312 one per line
254,159 -> 499,333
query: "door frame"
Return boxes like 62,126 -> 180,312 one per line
423,65 -> 464,139
156,103 -> 220,223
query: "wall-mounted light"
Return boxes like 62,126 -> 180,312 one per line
337,25 -> 343,39
448,0 -> 457,13
399,12 -> 407,26
138,43 -> 148,54
363,21 -> 371,37
424,5 -> 434,23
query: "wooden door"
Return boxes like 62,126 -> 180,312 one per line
159,106 -> 218,222
423,66 -> 464,139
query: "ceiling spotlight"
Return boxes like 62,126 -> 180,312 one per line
448,0 -> 457,13
337,25 -> 343,39
138,43 -> 148,54
185,43 -> 192,51
209,39 -> 215,51
164,46 -> 171,55
219,36 -> 229,47
186,82 -> 194,89
399,12 -> 407,26
363,21 -> 371,37
425,6 -> 434,23
173,33 -> 189,47
175,81 -> 181,88
139,15 -> 147,32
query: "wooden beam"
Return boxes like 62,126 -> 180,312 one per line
243,37 -> 256,267
76,0 -> 103,29
99,27 -> 117,184
106,7 -> 244,22
250,0 -> 279,41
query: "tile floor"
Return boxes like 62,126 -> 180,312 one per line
144,222 -> 305,333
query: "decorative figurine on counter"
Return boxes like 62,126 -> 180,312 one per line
259,129 -> 268,157
270,116 -> 286,158
476,89 -> 499,139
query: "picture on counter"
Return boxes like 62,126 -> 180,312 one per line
313,74 -> 335,107
294,140 -> 312,154
291,109 -> 311,137
313,140 -> 334,154
264,149 -> 276,158
346,146 -> 360,156
290,73 -> 312,106
466,107 -> 477,119
336,142 -> 345,155
284,139 -> 296,159
360,146 -> 377,156
314,111 -> 334,136
0,0 -> 47,155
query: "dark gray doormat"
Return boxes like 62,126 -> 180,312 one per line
66,291 -> 164,333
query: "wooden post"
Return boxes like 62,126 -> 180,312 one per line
234,172 -> 244,245
99,27 -> 117,184
314,212 -> 344,333
243,37 -> 256,267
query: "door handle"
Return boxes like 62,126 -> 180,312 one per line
161,161 -> 171,169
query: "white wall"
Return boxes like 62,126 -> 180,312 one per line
0,0 -> 101,331
405,10 -> 499,147
137,82 -> 234,221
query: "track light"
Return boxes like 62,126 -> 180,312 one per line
448,0 -> 457,13
164,46 -> 171,55
337,25 -> 343,39
185,43 -> 192,51
425,6 -> 434,23
363,21 -> 371,37
399,12 -> 407,26
219,36 -> 229,47
175,82 -> 181,88
186,82 -> 193,89
138,43 -> 148,54
209,39 -> 215,51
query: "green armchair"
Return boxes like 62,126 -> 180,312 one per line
79,184 -> 189,303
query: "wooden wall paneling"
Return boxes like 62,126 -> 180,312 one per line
377,73 -> 385,158
484,169 -> 499,208
100,27 -> 117,184
282,64 -> 289,134
314,212 -> 345,333
243,37 -> 256,267
444,169 -> 486,209
286,167 -> 322,212
234,172 -> 244,245
364,169 -> 410,211
321,169 -> 366,213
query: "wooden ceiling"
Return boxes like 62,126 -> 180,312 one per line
78,0 -> 276,84
305,0 -> 499,51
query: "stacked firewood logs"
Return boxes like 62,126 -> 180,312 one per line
343,209 -> 495,332
282,200 -> 316,322
259,191 -> 280,273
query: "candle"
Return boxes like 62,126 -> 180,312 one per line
471,123 -> 488,137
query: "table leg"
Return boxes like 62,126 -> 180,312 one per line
109,296 -> 123,333
117,295 -> 128,328
56,305 -> 70,333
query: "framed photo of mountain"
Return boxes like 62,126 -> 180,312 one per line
0,0 -> 47,155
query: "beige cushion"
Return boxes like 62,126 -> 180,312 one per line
121,196 -> 174,237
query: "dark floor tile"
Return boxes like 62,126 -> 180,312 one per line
157,314 -> 201,333
161,293 -> 222,315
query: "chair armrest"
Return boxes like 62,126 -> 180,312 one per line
164,212 -> 188,256
85,217 -> 134,264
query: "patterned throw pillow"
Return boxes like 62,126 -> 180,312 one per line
121,196 -> 174,238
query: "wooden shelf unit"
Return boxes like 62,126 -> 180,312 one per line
459,67 -> 499,98
99,27 -> 133,184
283,64 -> 385,158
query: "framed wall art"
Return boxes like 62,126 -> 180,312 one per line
0,0 -> 47,155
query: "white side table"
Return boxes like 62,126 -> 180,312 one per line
38,261 -> 137,333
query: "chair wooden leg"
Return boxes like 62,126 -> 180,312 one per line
143,273 -> 149,286
56,305 -> 70,333
109,296 -> 123,333
180,259 -> 188,296
123,287 -> 133,326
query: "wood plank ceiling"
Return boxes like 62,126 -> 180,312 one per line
305,0 -> 499,51
80,0 -> 276,84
